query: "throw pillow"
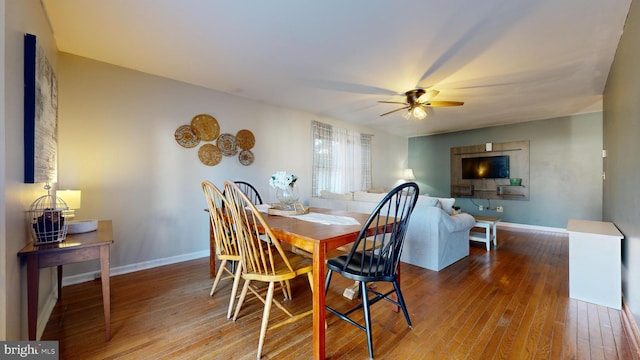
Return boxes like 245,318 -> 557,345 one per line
437,198 -> 456,215
416,196 -> 439,207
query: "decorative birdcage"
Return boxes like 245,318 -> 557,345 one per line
26,185 -> 69,245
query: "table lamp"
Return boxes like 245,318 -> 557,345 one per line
403,168 -> 416,181
56,189 -> 98,234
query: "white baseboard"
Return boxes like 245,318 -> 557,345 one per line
61,250 -> 209,287
37,288 -> 58,340
497,221 -> 566,234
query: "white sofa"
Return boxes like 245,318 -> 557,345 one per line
308,190 -> 476,271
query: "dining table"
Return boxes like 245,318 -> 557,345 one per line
207,205 -> 397,358
258,207 -> 389,359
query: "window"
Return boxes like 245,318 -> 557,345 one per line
312,121 -> 372,196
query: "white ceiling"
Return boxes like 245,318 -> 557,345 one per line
42,0 -> 632,137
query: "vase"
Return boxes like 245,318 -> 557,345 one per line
276,184 -> 299,210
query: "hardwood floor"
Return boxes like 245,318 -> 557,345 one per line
42,229 -> 639,359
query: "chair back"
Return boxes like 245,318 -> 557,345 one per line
223,181 -> 296,278
341,182 -> 419,281
202,181 -> 238,258
234,181 -> 263,205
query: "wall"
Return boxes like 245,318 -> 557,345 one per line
408,112 -> 603,229
2,0 -> 60,340
604,0 -> 640,326
56,53 -> 407,276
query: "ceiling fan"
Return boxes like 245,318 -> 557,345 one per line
378,89 -> 464,120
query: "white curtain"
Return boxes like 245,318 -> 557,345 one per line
312,121 -> 371,196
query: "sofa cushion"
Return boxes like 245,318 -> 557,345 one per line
319,190 -> 353,200
353,191 -> 387,203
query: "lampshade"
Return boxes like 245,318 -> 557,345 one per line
403,169 -> 416,180
57,190 -> 81,210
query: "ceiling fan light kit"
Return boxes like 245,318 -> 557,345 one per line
379,88 -> 463,120
403,106 -> 428,120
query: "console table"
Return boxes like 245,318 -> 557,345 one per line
470,215 -> 500,251
567,219 -> 623,309
18,220 -> 114,340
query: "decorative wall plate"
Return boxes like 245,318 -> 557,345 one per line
198,143 -> 222,166
236,129 -> 255,150
190,114 -> 220,141
238,149 -> 254,166
217,133 -> 238,156
174,125 -> 200,148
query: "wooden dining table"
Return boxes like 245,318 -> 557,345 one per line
206,206 -> 396,358
258,207 -> 383,359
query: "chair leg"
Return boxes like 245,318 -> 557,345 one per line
306,272 -> 314,293
227,262 -> 243,319
233,279 -> 251,321
324,269 -> 333,295
256,282 -> 275,360
210,259 -> 228,296
360,281 -> 374,360
392,280 -> 412,328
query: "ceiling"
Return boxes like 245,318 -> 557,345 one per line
42,0 -> 632,137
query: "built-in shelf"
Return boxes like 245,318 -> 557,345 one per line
450,140 -> 530,201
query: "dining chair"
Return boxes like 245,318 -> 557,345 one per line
223,180 -> 314,359
233,181 -> 263,205
201,181 -> 242,319
324,182 -> 419,359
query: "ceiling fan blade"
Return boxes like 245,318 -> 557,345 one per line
417,89 -> 440,102
377,101 -> 408,105
424,101 -> 464,107
379,106 -> 410,116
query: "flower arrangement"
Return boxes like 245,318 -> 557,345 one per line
269,171 -> 298,190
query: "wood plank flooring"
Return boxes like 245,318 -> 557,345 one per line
42,228 -> 639,359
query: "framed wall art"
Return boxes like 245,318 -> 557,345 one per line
24,33 -> 58,184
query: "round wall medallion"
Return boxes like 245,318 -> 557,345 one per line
239,149 -> 254,166
174,125 -> 200,148
190,114 -> 220,141
236,129 -> 255,150
198,143 -> 222,166
217,133 -> 238,156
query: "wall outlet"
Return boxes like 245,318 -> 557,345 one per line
479,205 -> 483,211
497,206 -> 504,213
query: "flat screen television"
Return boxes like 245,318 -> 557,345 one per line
462,155 -> 509,179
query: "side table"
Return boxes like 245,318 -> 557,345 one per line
567,219 -> 623,309
18,220 -> 114,340
470,216 -> 500,251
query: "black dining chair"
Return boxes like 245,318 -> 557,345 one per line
233,181 -> 263,205
324,182 -> 419,359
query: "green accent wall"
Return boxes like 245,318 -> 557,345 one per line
604,0 -> 640,327
408,112 -> 603,228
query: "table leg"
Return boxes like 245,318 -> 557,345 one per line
485,225 -> 490,251
57,265 -> 63,299
312,242 -> 327,359
26,255 -> 39,340
492,222 -> 498,247
100,245 -> 111,340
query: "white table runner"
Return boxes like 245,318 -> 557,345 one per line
290,212 -> 360,226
